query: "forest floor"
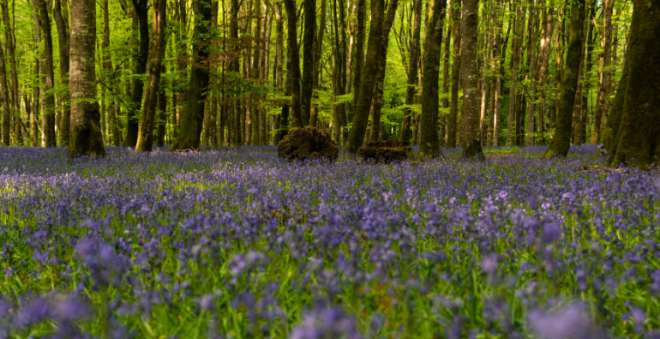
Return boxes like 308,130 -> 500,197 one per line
0,146 -> 658,338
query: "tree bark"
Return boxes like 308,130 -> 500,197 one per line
459,0 -> 483,159
420,0 -> 447,157
69,0 -> 105,158
545,0 -> 585,158
347,0 -> 398,153
400,0 -> 422,144
331,0 -> 348,142
301,0 -> 316,126
607,1 -> 660,168
284,0 -> 303,128
173,0 -> 213,150
1,0 -> 19,145
0,32 -> 9,145
447,0 -> 461,148
33,0 -> 57,147
136,0 -> 167,152
126,0 -> 149,147
593,0 -> 614,144
53,0 -> 70,145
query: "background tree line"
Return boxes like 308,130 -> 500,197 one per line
0,0 -> 657,166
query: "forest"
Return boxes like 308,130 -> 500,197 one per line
0,0 -> 658,338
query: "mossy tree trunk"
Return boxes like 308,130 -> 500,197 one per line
284,0 -> 303,128
173,0 -> 213,150
420,0 -> 447,157
607,1 -> 660,168
33,0 -> 57,147
69,0 -> 105,158
53,0 -> 70,146
125,0 -> 149,147
347,0 -> 398,153
447,0 -> 461,148
545,0 -> 585,158
399,0 -> 422,145
136,0 -> 167,152
459,0 -> 483,159
301,0 -> 316,126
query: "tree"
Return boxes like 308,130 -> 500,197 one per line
301,0 -> 316,125
0,34 -> 9,145
32,0 -> 57,147
69,0 -> 105,158
606,0 -> 660,168
446,0 -> 461,148
125,0 -> 149,147
347,0 -> 398,153
399,0 -> 422,144
173,0 -> 213,150
419,0 -> 447,157
593,0 -> 614,144
1,0 -> 20,145
459,0 -> 483,159
284,0 -> 303,128
136,0 -> 167,152
53,0 -> 70,145
545,0 -> 585,158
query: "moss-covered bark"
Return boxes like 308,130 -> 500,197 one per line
68,0 -> 105,158
607,1 -> 660,168
420,0 -> 447,157
173,0 -> 212,150
545,0 -> 585,158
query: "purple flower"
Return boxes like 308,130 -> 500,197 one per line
51,293 -> 91,322
529,302 -> 605,339
16,297 -> 50,328
542,221 -> 562,243
290,305 -> 362,339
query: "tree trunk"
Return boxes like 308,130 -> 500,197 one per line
347,0 -> 398,153
447,0 -> 460,148
593,0 -> 614,144
284,0 -> 303,128
607,1 -> 660,168
400,0 -> 422,144
69,0 -> 105,158
459,0 -> 482,159
301,0 -> 316,126
420,0 -> 447,157
368,0 -> 398,142
33,0 -> 57,147
545,0 -> 585,158
53,0 -> 70,146
173,0 -> 213,150
102,0 -> 121,146
350,0 -> 366,121
136,0 -> 167,152
507,2 -> 524,146
0,33 -> 9,145
1,0 -> 19,145
126,0 -> 149,147
331,0 -> 348,142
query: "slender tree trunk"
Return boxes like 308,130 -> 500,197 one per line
545,0 -> 585,158
126,0 -> 149,147
284,0 -> 303,127
173,0 -> 213,150
351,0 -> 366,119
0,34 -> 9,145
459,0 -> 482,159
136,0 -> 167,152
447,0 -> 461,148
607,1 -> 660,167
301,0 -> 316,126
33,0 -> 56,147
1,0 -> 19,145
420,0 -> 447,156
347,0 -> 398,153
69,0 -> 105,158
507,2 -> 524,146
102,0 -> 120,146
400,0 -> 422,144
368,0 -> 398,142
331,0 -> 348,142
440,0 -> 452,145
53,0 -> 70,145
594,0 -> 614,144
